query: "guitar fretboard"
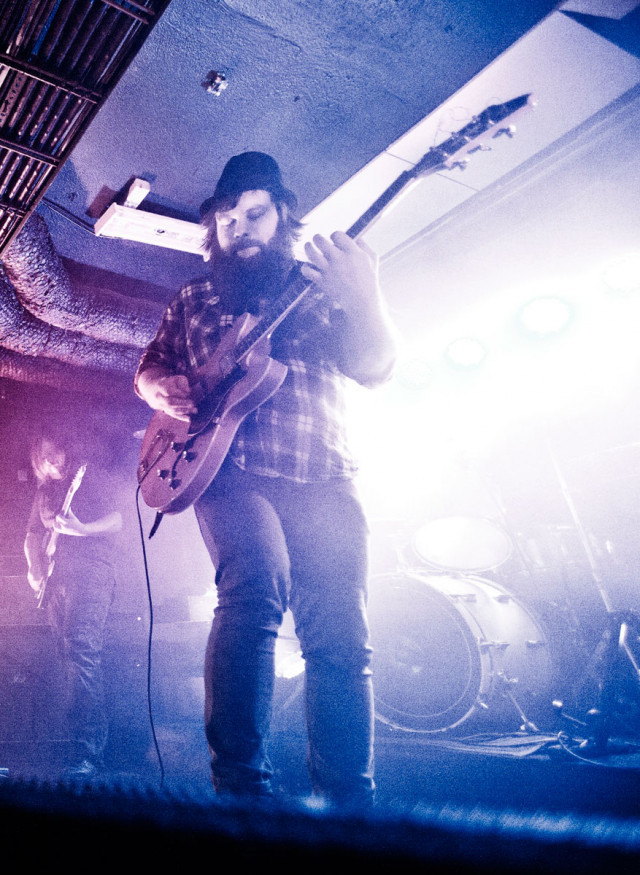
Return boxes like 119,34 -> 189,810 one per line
231,93 -> 532,365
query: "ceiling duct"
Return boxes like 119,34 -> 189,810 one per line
0,0 -> 172,255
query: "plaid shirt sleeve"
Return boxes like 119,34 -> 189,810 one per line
134,285 -> 193,396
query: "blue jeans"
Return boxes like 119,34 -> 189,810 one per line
195,460 -> 375,804
47,563 -> 114,764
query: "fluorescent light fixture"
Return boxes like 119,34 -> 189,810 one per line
94,202 -> 207,256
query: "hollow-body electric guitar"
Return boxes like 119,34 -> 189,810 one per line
35,463 -> 87,609
138,94 -> 534,515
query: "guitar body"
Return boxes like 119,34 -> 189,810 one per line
35,553 -> 55,609
138,313 -> 288,514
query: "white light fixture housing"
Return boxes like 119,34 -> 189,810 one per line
94,178 -> 207,257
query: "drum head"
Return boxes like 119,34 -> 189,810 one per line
367,572 -> 553,733
414,516 -> 512,572
368,573 -> 482,732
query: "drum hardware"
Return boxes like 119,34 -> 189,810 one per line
546,440 -> 640,754
552,699 -> 586,728
496,671 -> 542,733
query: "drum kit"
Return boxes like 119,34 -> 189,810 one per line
367,513 -> 559,736
365,441 -> 640,747
275,511 -> 581,735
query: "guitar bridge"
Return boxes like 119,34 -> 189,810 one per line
138,428 -> 174,483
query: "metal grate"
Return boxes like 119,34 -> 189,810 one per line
0,0 -> 172,255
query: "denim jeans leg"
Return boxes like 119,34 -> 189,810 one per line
204,607 -> 277,795
276,478 -> 375,805
196,469 -> 290,796
304,655 -> 375,805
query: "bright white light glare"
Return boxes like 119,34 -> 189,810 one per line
444,337 -> 487,368
602,253 -> 640,295
518,296 -> 572,336
395,356 -> 434,390
345,273 -> 640,523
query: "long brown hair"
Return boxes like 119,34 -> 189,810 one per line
200,194 -> 304,262
30,429 -> 80,484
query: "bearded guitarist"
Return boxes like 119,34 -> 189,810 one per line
24,429 -> 122,779
135,152 -> 397,804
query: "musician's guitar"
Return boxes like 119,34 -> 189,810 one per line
138,94 -> 534,515
35,464 -> 87,609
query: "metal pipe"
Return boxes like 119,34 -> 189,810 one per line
85,14 -> 137,86
99,0 -> 153,26
64,2 -> 109,76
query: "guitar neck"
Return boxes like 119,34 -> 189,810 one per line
233,93 -> 533,362
234,268 -> 312,360
60,465 -> 87,515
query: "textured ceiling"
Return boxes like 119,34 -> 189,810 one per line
35,0 -> 561,292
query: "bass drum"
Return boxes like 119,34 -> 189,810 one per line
367,572 -> 554,733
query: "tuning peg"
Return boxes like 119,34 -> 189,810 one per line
493,124 -> 516,139
446,157 -> 470,171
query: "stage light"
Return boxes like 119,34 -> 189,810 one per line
602,253 -> 640,295
444,337 -> 487,369
517,296 -> 572,337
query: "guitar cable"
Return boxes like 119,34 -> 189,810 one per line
134,483 -> 165,787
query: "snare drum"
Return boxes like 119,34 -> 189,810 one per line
367,571 -> 553,733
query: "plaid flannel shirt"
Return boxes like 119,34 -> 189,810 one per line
135,274 -> 359,483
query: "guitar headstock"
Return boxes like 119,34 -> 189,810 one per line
72,464 -> 87,487
416,93 -> 536,173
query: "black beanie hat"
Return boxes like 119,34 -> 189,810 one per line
200,152 -> 297,218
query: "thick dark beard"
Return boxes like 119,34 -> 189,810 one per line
212,242 -> 295,315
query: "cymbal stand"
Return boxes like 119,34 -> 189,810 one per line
546,439 -> 640,754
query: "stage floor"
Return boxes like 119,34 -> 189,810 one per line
2,719 -> 640,819
2,724 -> 640,874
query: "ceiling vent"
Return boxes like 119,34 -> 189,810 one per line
0,0 -> 172,256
